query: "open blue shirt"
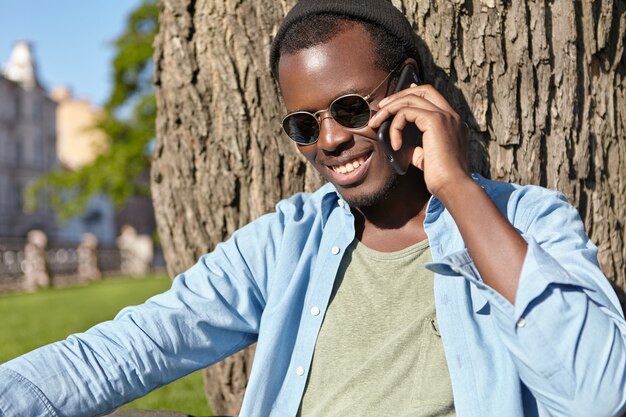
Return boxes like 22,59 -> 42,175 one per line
1,175 -> 626,417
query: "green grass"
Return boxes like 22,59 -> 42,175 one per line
0,275 -> 213,416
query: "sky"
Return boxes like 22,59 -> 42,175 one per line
0,1 -> 144,107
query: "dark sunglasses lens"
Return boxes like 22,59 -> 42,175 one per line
283,113 -> 319,144
330,95 -> 371,128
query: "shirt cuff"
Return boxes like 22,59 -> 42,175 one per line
512,234 -> 597,320
0,366 -> 58,417
425,235 -> 599,323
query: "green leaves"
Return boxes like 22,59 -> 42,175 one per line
106,1 -> 159,111
25,0 -> 158,221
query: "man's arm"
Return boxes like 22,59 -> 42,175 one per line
0,211 -> 282,417
370,84 -> 626,416
371,83 -> 526,303
441,186 -> 626,416
435,176 -> 526,303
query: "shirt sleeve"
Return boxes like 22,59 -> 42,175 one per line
0,211 -> 283,417
434,188 -> 626,417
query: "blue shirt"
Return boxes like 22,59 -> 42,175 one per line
1,175 -> 626,417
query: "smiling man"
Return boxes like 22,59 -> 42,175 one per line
1,1 -> 626,416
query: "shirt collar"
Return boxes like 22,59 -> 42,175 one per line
317,183 -> 343,228
318,174 -> 492,228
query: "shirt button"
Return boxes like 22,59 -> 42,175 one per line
338,199 -> 345,207
296,366 -> 305,376
517,318 -> 526,328
310,306 -> 321,316
331,246 -> 340,255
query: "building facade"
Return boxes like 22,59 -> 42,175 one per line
0,40 -> 154,260
50,87 -> 115,245
0,41 -> 57,239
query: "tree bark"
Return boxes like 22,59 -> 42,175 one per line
152,0 -> 626,414
152,0 -> 321,414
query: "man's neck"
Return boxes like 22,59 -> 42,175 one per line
354,170 -> 430,252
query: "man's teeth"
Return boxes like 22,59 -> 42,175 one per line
332,157 -> 367,174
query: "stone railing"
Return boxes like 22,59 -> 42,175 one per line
0,235 -> 123,293
0,238 -> 25,291
0,227 -> 159,293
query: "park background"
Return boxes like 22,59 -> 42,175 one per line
1,0 -> 625,416
1,0 -> 209,415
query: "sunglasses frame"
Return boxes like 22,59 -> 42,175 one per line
281,64 -> 400,145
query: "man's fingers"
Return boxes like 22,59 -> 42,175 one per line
388,108 -> 434,150
379,84 -> 456,115
369,95 -> 440,129
412,147 -> 425,171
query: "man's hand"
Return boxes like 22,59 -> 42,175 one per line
370,83 -> 527,304
368,83 -> 471,199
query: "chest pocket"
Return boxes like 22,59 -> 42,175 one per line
410,309 -> 456,414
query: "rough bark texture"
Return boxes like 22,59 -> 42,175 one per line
152,1 -> 321,415
152,0 -> 626,414
396,0 -> 626,294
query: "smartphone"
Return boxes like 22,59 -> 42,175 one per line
376,63 -> 422,175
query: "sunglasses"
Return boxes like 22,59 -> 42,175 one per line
281,65 -> 399,145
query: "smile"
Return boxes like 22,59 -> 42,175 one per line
324,152 -> 373,186
331,155 -> 369,174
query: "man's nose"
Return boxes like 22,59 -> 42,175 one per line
317,112 -> 352,152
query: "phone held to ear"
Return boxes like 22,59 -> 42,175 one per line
376,63 -> 423,175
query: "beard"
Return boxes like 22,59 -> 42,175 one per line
342,170 -> 400,208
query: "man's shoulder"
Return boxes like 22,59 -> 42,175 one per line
236,183 -> 336,236
274,182 -> 336,215
473,174 -> 577,228
231,183 -> 336,238
474,174 -> 565,205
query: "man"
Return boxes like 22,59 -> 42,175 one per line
1,1 -> 625,416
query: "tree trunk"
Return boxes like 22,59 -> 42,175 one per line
397,0 -> 626,293
152,0 -> 626,414
152,0 -> 321,414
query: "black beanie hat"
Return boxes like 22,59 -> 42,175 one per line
270,0 -> 421,77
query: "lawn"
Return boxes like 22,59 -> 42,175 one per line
0,274 -> 213,416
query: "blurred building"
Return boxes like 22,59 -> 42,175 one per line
0,41 -> 155,256
0,41 -> 58,238
49,86 -> 156,245
50,87 -> 116,245
0,41 -> 116,245
51,86 -> 109,170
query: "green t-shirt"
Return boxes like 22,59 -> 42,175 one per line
298,239 -> 455,417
